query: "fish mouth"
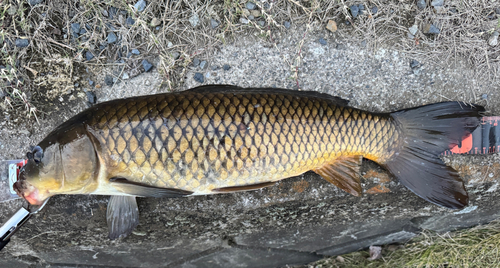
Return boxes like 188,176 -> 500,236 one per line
13,180 -> 43,205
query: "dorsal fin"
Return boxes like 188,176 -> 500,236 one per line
314,155 -> 363,197
184,85 -> 349,106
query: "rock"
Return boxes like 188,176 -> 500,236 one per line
122,73 -> 129,80
142,59 -> 153,72
246,2 -> 256,10
104,75 -> 114,86
189,14 -> 199,27
85,51 -> 94,61
359,4 -> 365,10
211,65 -> 219,70
155,26 -> 160,31
371,6 -> 378,14
172,52 -> 180,60
107,32 -> 117,44
319,38 -> 327,46
88,79 -> 94,86
193,58 -> 200,66
251,10 -> 261,17
416,0 -> 426,9
79,28 -> 87,35
194,72 -> 204,83
101,9 -> 109,17
488,31 -> 499,47
407,33 -> 415,39
361,40 -> 367,47
482,93 -> 488,100
15,39 -> 29,48
28,0 -> 43,5
71,23 -> 80,35
240,18 -> 249,24
131,49 -> 140,55
257,21 -> 265,27
431,0 -> 443,6
248,15 -> 254,20
134,0 -> 146,12
210,19 -> 219,29
223,64 -> 231,71
151,18 -> 161,27
408,25 -> 418,36
367,246 -> 382,261
423,24 -> 440,34
495,8 -> 500,15
326,20 -> 337,32
350,5 -> 359,18
126,17 -> 135,25
206,72 -> 211,78
167,42 -> 173,48
200,61 -> 207,69
86,91 -> 97,104
109,7 -> 117,19
410,59 -> 420,69
284,21 -> 291,29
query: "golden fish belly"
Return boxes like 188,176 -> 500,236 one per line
86,90 -> 400,194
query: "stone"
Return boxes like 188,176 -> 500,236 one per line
371,6 -> 378,14
101,9 -> 108,17
251,10 -> 261,17
240,18 -> 249,24
488,31 -> 499,47
122,73 -> 129,80
28,0 -> 43,5
194,72 -> 204,83
107,32 -> 117,44
86,91 -> 96,104
104,75 -> 114,86
408,25 -> 418,36
319,38 -> 327,46
134,0 -> 146,12
416,0 -> 426,9
350,5 -> 359,18
142,59 -> 153,72
257,21 -> 265,27
200,61 -> 207,69
246,2 -> 256,10
131,49 -> 140,55
423,24 -> 440,34
193,58 -> 200,67
126,17 -> 135,25
248,15 -> 254,21
189,14 -> 200,27
431,0 -> 443,6
223,64 -> 231,71
410,59 -> 420,69
151,18 -> 161,27
71,23 -> 80,35
85,51 -> 94,61
15,39 -> 29,47
172,52 -> 180,60
210,19 -> 219,29
326,20 -> 337,32
79,28 -> 87,35
284,21 -> 291,29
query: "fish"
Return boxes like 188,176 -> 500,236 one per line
14,85 -> 484,239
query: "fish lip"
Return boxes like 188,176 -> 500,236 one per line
23,188 -> 42,205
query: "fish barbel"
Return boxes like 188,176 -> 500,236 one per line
14,85 -> 483,238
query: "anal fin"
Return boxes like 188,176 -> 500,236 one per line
107,195 -> 139,240
213,181 -> 276,193
110,177 -> 193,198
313,155 -> 363,197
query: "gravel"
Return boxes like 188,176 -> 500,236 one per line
246,2 -> 256,10
189,14 -> 200,27
79,28 -> 86,35
424,24 -> 440,34
200,61 -> 207,69
210,19 -> 219,29
350,5 -> 359,18
15,39 -> 29,47
223,64 -> 231,71
431,0 -> 444,6
326,20 -> 337,32
417,0 -> 426,9
194,72 -> 204,83
248,15 -> 255,20
489,31 -> 499,47
408,25 -> 418,35
284,21 -> 291,29
257,21 -> 265,27
28,0 -> 43,5
240,18 -> 249,24
122,73 -> 130,80
134,0 -> 146,12
86,91 -> 97,104
410,59 -> 420,69
142,59 -> 153,72
126,17 -> 135,25
172,52 -> 180,60
193,58 -> 200,67
131,49 -> 140,55
107,32 -> 117,44
371,6 -> 378,14
319,38 -> 327,46
71,23 -> 80,35
85,51 -> 94,61
104,75 -> 114,86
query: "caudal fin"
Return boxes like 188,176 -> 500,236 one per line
386,102 -> 484,209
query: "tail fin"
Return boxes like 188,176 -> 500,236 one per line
386,102 -> 484,209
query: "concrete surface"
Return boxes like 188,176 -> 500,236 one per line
0,24 -> 499,267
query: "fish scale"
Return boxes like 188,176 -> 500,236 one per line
84,90 -> 399,194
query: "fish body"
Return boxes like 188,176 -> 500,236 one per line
14,85 -> 484,238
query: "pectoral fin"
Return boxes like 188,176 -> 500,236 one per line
213,181 -> 276,193
109,177 -> 193,198
107,195 -> 139,240
313,155 -> 363,197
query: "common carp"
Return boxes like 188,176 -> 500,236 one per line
14,85 -> 483,238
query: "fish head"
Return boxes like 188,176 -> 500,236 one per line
15,134 -> 98,205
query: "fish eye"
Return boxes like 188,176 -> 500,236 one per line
27,146 -> 44,163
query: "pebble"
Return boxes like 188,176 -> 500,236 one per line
74,83 -> 79,87
371,6 -> 378,14
423,24 -> 440,34
223,64 -> 231,71
251,10 -> 261,17
104,75 -> 114,86
211,65 -> 219,70
350,5 -> 359,18
194,72 -> 204,83
145,80 -> 151,86
79,28 -> 87,35
210,19 -> 219,29
134,0 -> 146,12
206,72 -> 211,78
107,32 -> 117,44
326,20 -> 337,32
284,21 -> 291,29
151,18 -> 161,27
89,79 -> 94,86
126,17 -> 135,25
28,0 -> 43,5
15,39 -> 29,47
172,52 -> 180,60
101,9 -> 109,17
359,4 -> 365,10
189,14 -> 200,27
408,25 -> 418,35
248,15 -> 254,20
495,8 -> 500,14
407,33 -> 415,39
155,26 -> 160,31
240,18 -> 249,24
431,0 -> 443,6
200,60 -> 207,69
319,38 -> 327,45
410,59 -> 420,69
167,42 -> 173,48
246,2 -> 256,10
131,49 -> 140,55
122,73 -> 129,80
417,0 -> 426,9
71,23 -> 80,35
361,40 -> 367,47
85,51 -> 94,60
142,59 -> 153,72
257,21 -> 265,27
482,93 -> 488,100
489,31 -> 499,47
193,58 -> 200,66
86,91 -> 97,104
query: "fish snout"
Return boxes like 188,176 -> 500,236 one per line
13,179 -> 42,205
